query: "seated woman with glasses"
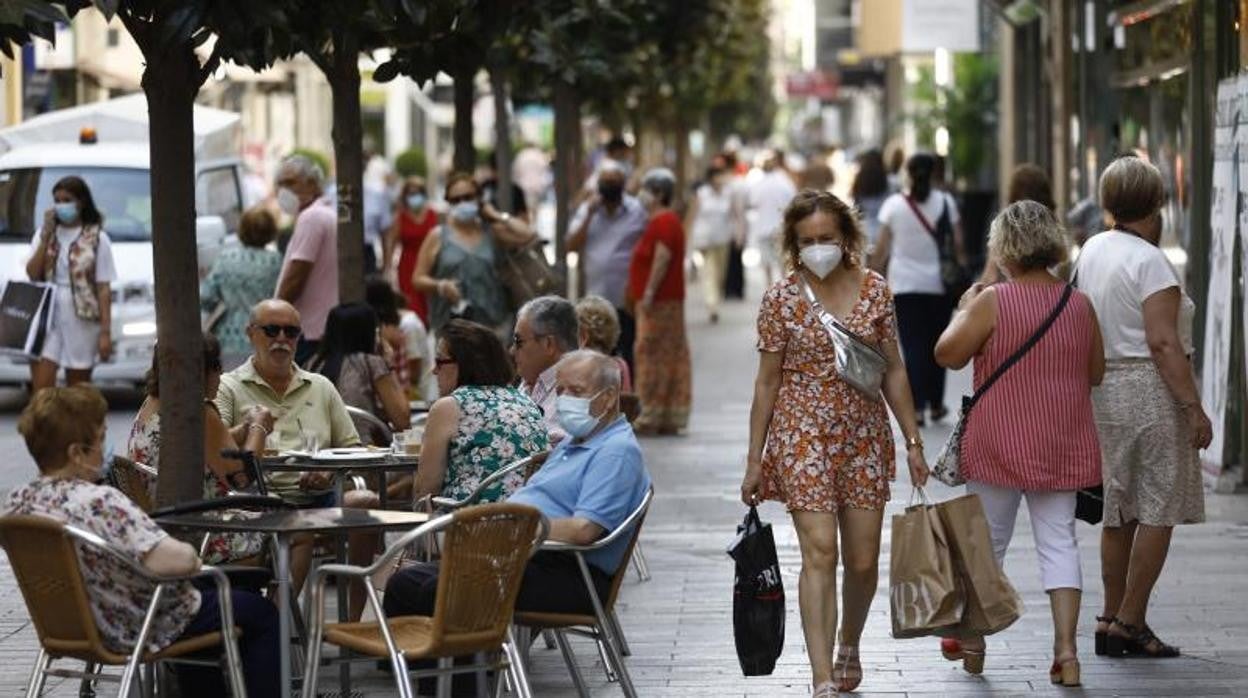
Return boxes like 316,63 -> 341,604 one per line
407,319 -> 549,506
409,172 -> 537,337
7,385 -> 280,698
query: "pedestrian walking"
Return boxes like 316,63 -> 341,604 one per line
1075,155 -> 1213,659
274,154 -> 339,365
200,206 -> 283,361
628,168 -> 692,435
386,176 -> 437,324
722,151 -> 749,300
409,172 -> 537,337
850,148 -> 890,252
979,163 -> 1056,284
872,152 -> 967,425
686,160 -> 744,323
569,160 -> 649,373
934,201 -> 1105,686
747,151 -> 798,289
23,175 -> 116,392
740,190 -> 929,695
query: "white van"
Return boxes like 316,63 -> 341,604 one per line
0,95 -> 246,389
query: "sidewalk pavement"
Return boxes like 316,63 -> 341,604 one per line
3,273 -> 1248,696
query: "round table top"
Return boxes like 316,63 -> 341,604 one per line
260,452 -> 419,472
155,507 -> 429,534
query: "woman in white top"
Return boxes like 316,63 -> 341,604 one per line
871,153 -> 966,425
1074,156 -> 1213,659
24,176 -> 117,392
685,162 -> 744,323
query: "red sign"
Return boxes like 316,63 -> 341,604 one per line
785,71 -> 839,100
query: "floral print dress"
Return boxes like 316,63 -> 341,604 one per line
757,271 -> 898,512
444,385 -> 549,501
127,410 -> 265,565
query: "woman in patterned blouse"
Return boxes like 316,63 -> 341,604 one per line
6,385 -> 280,697
200,206 -> 283,359
412,319 -> 549,504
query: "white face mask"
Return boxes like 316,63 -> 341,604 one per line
556,390 -> 606,439
276,187 -> 302,216
800,243 -> 843,279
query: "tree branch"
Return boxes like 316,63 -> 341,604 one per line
298,37 -> 333,75
196,39 -> 223,87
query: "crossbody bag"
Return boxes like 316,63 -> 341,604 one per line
902,194 -> 968,294
932,283 -> 1073,486
800,278 -> 888,399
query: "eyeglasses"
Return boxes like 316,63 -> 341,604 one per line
446,194 -> 477,205
511,333 -> 549,349
255,324 -> 302,339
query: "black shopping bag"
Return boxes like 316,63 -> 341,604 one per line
727,506 -> 785,676
0,281 -> 52,358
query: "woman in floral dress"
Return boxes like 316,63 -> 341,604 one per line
740,190 -> 929,696
412,319 -> 548,503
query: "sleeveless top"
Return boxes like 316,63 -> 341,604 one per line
429,225 -> 509,331
444,385 -> 549,502
960,283 -> 1102,491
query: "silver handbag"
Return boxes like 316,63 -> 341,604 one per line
801,280 -> 887,399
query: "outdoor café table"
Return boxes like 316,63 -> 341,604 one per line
261,451 -> 421,509
155,507 -> 429,697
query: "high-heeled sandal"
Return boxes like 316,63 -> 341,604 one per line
1105,620 -> 1180,658
833,645 -> 862,692
1049,657 -> 1081,687
812,679 -> 838,697
940,637 -> 964,661
1094,615 -> 1114,656
961,648 -> 985,675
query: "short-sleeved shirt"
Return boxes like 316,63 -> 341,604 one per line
570,197 -> 649,307
522,364 -> 565,444
215,358 -> 361,504
444,385 -> 549,502
748,170 -> 797,241
200,245 -> 283,356
27,226 -> 118,285
276,199 -> 339,339
1075,230 -> 1195,358
627,210 -> 686,303
877,191 -> 961,295
3,477 -> 201,653
509,416 -> 651,574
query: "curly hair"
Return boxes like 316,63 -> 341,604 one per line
575,296 -> 621,354
780,189 -> 865,273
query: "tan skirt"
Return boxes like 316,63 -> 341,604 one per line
1092,359 -> 1204,527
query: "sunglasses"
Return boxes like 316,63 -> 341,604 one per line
446,194 -> 477,205
255,324 -> 302,339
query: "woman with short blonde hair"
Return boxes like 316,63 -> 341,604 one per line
576,295 -> 632,392
1075,155 -> 1212,659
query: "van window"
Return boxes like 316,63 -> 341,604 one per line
196,166 -> 242,233
0,167 -> 153,242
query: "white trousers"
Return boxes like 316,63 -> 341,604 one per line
966,481 -> 1082,591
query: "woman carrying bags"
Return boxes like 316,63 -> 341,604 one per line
740,190 -> 928,696
934,201 -> 1104,687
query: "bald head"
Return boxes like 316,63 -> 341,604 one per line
250,299 -> 300,326
556,349 -> 621,393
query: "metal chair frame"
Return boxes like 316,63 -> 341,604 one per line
345,404 -> 395,447
301,506 -> 549,698
514,487 -> 653,698
0,515 -> 247,698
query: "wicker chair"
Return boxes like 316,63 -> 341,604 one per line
514,487 -> 653,698
301,503 -> 549,698
106,456 -> 157,513
0,514 -> 247,698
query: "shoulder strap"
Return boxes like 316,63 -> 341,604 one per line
902,195 -> 937,239
966,283 -> 1073,412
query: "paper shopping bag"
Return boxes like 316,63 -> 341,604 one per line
727,506 -> 785,676
935,493 -> 1023,636
889,492 -> 964,638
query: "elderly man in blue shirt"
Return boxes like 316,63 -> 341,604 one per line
383,349 -> 652,618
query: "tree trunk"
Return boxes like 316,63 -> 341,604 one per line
142,46 -> 205,506
452,67 -> 476,172
674,119 -> 690,213
330,46 -> 365,304
553,81 -> 581,281
488,63 -> 513,213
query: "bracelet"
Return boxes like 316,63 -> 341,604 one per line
247,423 -> 270,436
905,435 -> 924,450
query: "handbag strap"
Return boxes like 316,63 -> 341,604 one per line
903,195 -> 939,240
965,283 -> 1073,412
799,278 -> 884,356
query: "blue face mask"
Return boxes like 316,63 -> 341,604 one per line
54,202 -> 80,225
407,193 -> 427,210
556,390 -> 606,439
450,201 -> 480,223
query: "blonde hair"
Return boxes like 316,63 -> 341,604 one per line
988,200 -> 1069,271
575,296 -> 621,354
18,385 -> 108,472
1099,156 -> 1163,225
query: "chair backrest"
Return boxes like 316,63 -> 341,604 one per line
0,515 -> 117,663
345,405 -> 393,447
107,456 -> 155,513
221,448 -> 267,496
601,486 -> 654,611
429,503 -> 546,655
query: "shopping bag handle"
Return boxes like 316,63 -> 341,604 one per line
908,486 -> 931,508
744,505 -> 763,531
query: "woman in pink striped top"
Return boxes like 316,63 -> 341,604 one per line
935,201 -> 1104,687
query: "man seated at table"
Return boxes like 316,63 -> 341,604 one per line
215,298 -> 380,618
384,349 -> 652,618
6,386 -> 280,698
